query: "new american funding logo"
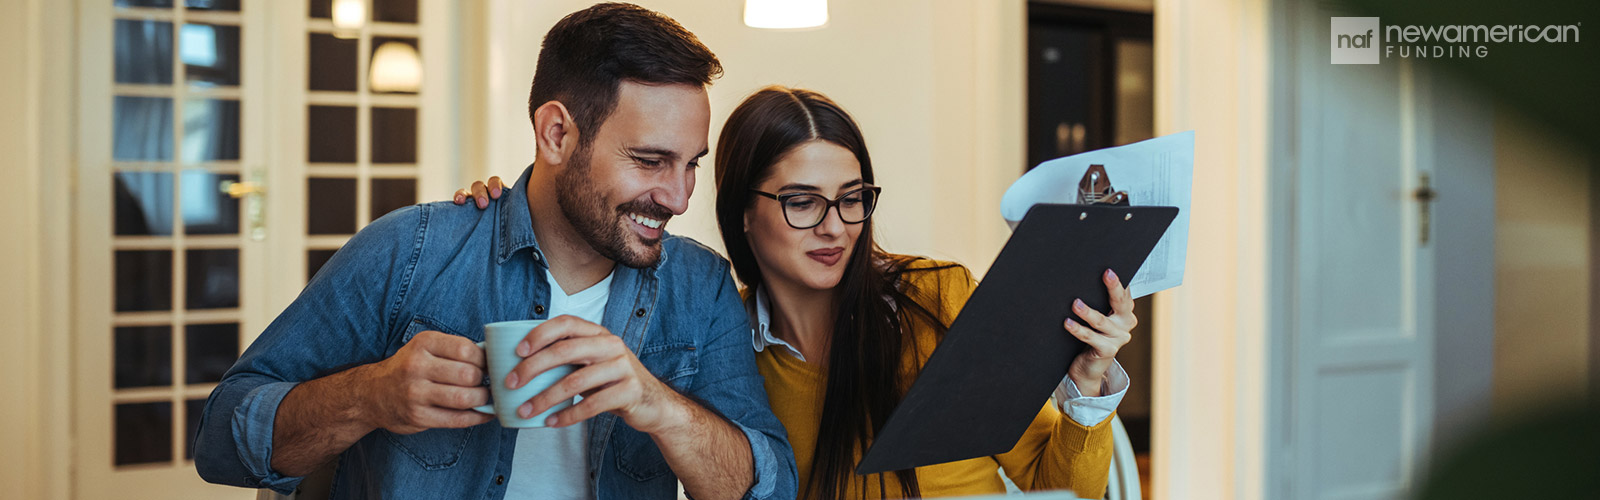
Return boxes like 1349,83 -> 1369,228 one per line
1330,17 -> 1582,64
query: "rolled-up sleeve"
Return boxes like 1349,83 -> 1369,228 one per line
688,261 -> 799,500
192,206 -> 423,492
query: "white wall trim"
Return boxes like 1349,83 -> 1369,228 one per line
1150,0 -> 1274,498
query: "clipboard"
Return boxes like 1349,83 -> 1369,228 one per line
855,202 -> 1178,475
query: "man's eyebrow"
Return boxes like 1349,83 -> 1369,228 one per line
623,147 -> 681,162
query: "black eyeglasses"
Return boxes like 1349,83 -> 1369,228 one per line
750,186 -> 881,230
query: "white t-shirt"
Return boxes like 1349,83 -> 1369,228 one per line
504,270 -> 614,499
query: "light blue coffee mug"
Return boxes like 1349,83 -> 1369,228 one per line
473,319 -> 577,428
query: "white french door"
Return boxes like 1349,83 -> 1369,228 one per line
1278,2 -> 1437,499
73,0 -> 457,497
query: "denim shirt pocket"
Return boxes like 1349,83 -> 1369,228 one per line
378,315 -> 476,470
615,342 -> 699,481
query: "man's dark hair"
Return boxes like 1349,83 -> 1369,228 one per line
529,2 -> 722,147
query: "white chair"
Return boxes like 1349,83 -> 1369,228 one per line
1104,415 -> 1142,500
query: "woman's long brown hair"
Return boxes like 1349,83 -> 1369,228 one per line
714,86 -> 957,499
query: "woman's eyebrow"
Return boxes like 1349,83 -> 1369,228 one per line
775,183 -> 821,192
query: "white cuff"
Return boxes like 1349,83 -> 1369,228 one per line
1052,359 -> 1129,427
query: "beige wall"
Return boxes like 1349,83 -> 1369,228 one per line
1492,108 -> 1592,417
476,0 -> 1024,277
1,1 -> 73,499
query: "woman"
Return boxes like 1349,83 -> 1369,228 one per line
457,86 -> 1135,499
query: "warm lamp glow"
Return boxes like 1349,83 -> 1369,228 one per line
743,0 -> 828,30
332,0 -> 365,39
370,42 -> 422,93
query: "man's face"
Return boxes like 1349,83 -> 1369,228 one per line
556,81 -> 710,268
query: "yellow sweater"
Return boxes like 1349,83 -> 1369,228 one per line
747,259 -> 1115,499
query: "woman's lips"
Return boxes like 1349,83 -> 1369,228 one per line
807,247 -> 844,266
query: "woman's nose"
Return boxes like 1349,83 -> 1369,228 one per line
812,205 -> 846,236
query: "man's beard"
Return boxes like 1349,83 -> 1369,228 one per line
555,146 -> 673,268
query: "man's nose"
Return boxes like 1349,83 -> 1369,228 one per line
653,169 -> 693,215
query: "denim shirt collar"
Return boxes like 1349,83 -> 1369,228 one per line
748,285 -> 807,362
497,164 -> 670,271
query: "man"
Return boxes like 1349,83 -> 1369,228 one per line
193,4 -> 797,499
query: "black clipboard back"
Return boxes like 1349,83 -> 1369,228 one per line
855,204 -> 1178,475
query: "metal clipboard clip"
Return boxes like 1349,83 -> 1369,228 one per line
1076,164 -> 1130,206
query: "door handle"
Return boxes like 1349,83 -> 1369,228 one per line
1413,172 -> 1435,247
219,170 -> 267,241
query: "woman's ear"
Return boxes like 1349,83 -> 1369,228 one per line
531,101 -> 580,166
742,210 -> 753,234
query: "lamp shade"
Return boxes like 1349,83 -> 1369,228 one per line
744,0 -> 828,30
370,42 -> 422,93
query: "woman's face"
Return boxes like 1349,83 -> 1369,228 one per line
744,140 -> 866,293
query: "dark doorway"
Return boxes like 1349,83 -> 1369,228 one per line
1027,1 -> 1155,491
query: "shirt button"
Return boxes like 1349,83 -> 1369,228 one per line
635,308 -> 647,317
534,304 -> 546,315
494,475 -> 505,485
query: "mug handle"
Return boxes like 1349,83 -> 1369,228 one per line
473,341 -> 494,414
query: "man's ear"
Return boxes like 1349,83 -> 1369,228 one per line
532,101 -> 580,166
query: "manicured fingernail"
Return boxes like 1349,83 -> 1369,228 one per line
477,199 -> 487,209
1074,299 -> 1086,310
454,195 -> 463,203
519,402 -> 533,418
1067,318 -> 1079,329
1106,269 -> 1117,280
545,416 -> 558,426
506,373 -> 519,389
516,341 -> 530,357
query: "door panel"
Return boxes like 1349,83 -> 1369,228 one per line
76,1 -> 448,497
1286,2 -> 1435,500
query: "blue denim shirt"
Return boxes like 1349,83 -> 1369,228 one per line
194,166 -> 797,500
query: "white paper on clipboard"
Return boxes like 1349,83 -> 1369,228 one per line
1000,131 -> 1194,298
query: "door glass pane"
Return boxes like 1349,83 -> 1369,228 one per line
309,0 -> 332,19
115,402 -> 173,466
373,0 -> 418,23
181,171 -> 240,235
182,99 -> 241,162
307,178 -> 357,234
371,106 -> 416,163
115,172 -> 175,236
185,249 -> 239,309
115,19 -> 174,85
116,250 -> 173,312
115,0 -> 175,8
184,398 -> 207,460
371,178 -> 415,220
114,96 -> 175,161
370,37 -> 420,94
309,33 -> 358,92
185,322 -> 238,384
184,0 -> 239,11
307,249 -> 338,282
114,325 -> 172,388
181,23 -> 241,87
308,105 -> 357,163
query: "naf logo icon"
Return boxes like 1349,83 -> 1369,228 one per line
1331,17 -> 1380,64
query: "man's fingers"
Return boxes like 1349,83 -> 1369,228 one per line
453,189 -> 471,205
487,176 -> 504,198
509,334 -> 623,390
424,357 -> 485,387
420,331 -> 487,367
542,379 -> 634,427
516,315 -> 609,358
412,403 -> 494,429
521,361 -> 625,419
425,382 -> 492,411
